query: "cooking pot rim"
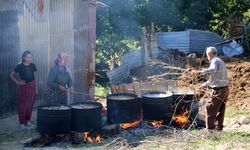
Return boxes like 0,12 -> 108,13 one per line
142,91 -> 173,98
38,105 -> 71,110
70,101 -> 103,109
107,93 -> 137,100
172,90 -> 196,95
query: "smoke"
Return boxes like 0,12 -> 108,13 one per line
97,0 -> 212,34
97,0 -> 141,39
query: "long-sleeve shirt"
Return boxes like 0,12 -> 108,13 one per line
199,56 -> 228,88
47,66 -> 72,90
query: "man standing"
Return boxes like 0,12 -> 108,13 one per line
192,47 -> 229,131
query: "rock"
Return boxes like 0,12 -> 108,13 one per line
241,104 -> 247,109
231,120 -> 241,126
239,116 -> 250,125
187,53 -> 196,59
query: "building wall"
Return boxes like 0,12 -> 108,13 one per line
0,10 -> 19,116
0,0 -> 96,117
19,3 -> 50,107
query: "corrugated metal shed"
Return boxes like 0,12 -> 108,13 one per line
0,0 -> 97,117
0,10 -> 19,116
0,0 -> 23,12
157,29 -> 223,54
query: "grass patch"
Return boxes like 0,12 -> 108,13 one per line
224,106 -> 249,125
225,107 -> 249,118
187,131 -> 250,150
148,131 -> 250,150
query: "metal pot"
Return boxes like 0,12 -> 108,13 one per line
142,91 -> 173,121
107,93 -> 142,124
172,91 -> 199,119
70,101 -> 103,132
37,105 -> 71,135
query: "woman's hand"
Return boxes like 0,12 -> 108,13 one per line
70,88 -> 76,93
59,85 -> 67,92
10,71 -> 25,85
18,80 -> 26,85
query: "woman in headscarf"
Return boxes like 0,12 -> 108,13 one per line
46,52 -> 74,105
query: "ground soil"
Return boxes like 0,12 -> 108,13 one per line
130,55 -> 250,112
1,54 -> 250,150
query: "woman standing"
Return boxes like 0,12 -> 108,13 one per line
10,51 -> 37,129
46,52 -> 74,105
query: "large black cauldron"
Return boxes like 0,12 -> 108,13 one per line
37,105 -> 71,135
172,91 -> 199,119
107,93 -> 142,124
142,91 -> 173,121
71,101 -> 103,132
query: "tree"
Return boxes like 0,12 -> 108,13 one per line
96,0 -> 140,69
96,0 -> 250,69
208,0 -> 250,37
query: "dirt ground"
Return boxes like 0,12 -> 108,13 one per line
1,54 -> 250,150
130,55 -> 250,112
0,106 -> 249,150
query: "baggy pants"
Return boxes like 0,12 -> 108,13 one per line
18,80 -> 36,124
206,86 -> 229,130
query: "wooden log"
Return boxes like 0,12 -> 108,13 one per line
102,124 -> 120,137
133,82 -> 141,98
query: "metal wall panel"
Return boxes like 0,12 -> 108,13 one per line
19,3 -> 50,107
157,29 -> 223,54
0,0 -> 23,12
0,10 -> 19,116
0,0 -> 96,117
74,0 -> 89,100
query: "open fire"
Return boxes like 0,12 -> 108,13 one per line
172,107 -> 190,127
83,132 -> 103,143
120,110 -> 143,129
120,120 -> 142,129
151,120 -> 164,127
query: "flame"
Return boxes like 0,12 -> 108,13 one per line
83,132 -> 103,143
95,134 -> 102,142
151,120 -> 164,127
173,107 -> 189,126
120,120 -> 142,129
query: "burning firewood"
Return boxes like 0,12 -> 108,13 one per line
172,107 -> 190,127
102,124 -> 120,137
151,120 -> 164,127
120,120 -> 142,129
82,132 -> 103,143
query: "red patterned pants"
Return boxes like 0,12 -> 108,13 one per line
18,80 -> 36,124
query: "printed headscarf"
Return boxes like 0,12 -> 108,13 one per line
54,52 -> 68,72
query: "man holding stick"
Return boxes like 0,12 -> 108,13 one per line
192,46 -> 229,131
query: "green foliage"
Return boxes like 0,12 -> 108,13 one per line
96,1 -> 141,68
96,0 -> 250,68
244,9 -> 250,23
95,83 -> 110,97
209,0 -> 250,37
